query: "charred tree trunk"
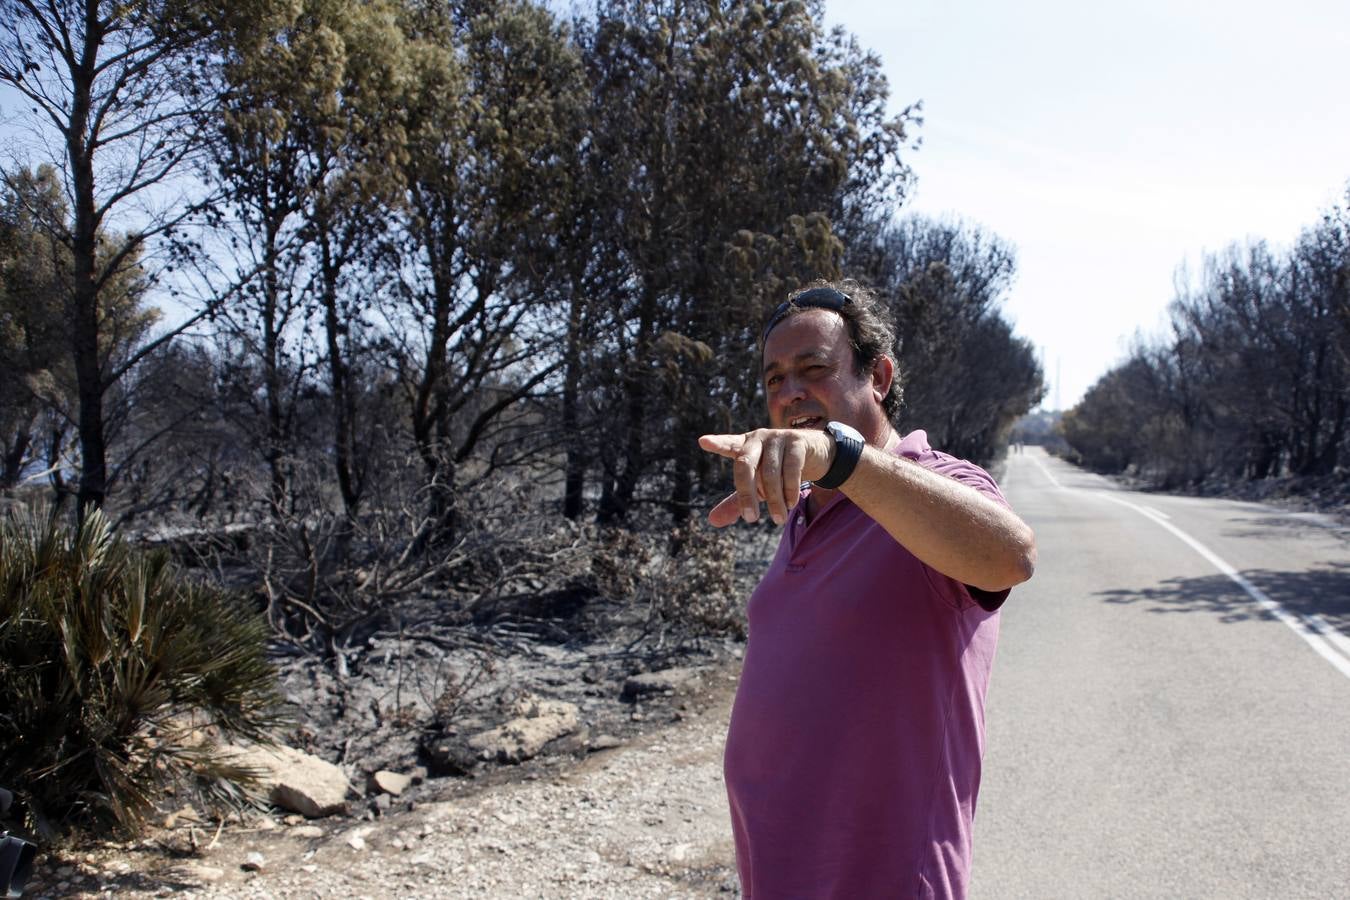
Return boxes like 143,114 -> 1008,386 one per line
1,432 -> 30,492
262,215 -> 289,514
562,278 -> 588,520
598,286 -> 656,525
317,226 -> 361,535
69,5 -> 107,516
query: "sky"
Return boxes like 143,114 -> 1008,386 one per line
5,1 -> 1349,410
822,0 -> 1350,409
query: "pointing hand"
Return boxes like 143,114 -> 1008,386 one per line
697,429 -> 835,527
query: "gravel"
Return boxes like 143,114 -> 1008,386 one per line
28,659 -> 746,899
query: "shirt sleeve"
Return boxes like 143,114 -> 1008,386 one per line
920,452 -> 1013,612
923,451 -> 1011,510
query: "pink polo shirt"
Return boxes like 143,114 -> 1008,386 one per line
723,430 -> 1009,899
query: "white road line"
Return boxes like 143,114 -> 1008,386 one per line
1029,455 -> 1064,490
1140,505 -> 1171,520
1306,613 -> 1350,660
1093,491 -> 1350,681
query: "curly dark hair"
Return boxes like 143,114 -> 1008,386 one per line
760,279 -> 903,422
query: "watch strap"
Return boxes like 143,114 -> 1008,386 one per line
816,422 -> 864,489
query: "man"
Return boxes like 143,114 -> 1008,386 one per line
699,281 -> 1036,899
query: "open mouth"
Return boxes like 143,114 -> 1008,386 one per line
789,415 -> 824,429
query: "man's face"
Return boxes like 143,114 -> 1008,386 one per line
761,308 -> 890,443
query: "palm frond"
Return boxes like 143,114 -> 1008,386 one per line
0,505 -> 286,836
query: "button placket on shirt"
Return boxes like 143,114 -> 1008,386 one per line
785,490 -> 851,572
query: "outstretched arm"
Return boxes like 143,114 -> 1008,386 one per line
698,429 -> 1036,593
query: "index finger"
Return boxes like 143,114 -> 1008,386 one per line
698,433 -> 745,459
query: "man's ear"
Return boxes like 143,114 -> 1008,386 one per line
871,355 -> 894,405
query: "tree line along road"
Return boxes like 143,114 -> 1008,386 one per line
972,447 -> 1350,899
76,446 -> 1350,898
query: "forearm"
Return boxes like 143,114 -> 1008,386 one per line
698,428 -> 1037,591
840,445 -> 1036,592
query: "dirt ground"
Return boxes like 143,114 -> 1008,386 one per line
14,510 -> 780,900
26,653 -> 746,900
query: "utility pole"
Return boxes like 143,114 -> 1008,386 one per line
1037,345 -> 1047,411
1055,356 -> 1062,412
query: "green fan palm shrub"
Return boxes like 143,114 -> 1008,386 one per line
0,507 -> 285,836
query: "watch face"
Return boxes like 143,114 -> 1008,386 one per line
827,421 -> 863,443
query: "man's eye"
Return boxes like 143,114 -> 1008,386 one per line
765,375 -> 782,388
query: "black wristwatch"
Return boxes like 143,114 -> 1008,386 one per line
816,421 -> 865,489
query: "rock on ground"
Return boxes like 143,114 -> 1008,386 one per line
370,770 -> 412,796
222,743 -> 354,818
28,661 -> 746,899
466,697 -> 581,764
622,667 -> 704,700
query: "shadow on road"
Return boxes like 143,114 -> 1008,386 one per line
1221,515 -> 1350,545
1096,562 -> 1350,633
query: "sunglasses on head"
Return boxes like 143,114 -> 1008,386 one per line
760,287 -> 853,344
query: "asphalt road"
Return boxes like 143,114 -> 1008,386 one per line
971,447 -> 1350,900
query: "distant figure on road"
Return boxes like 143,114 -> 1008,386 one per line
699,281 -> 1037,899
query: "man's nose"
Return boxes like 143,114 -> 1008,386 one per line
779,373 -> 808,403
